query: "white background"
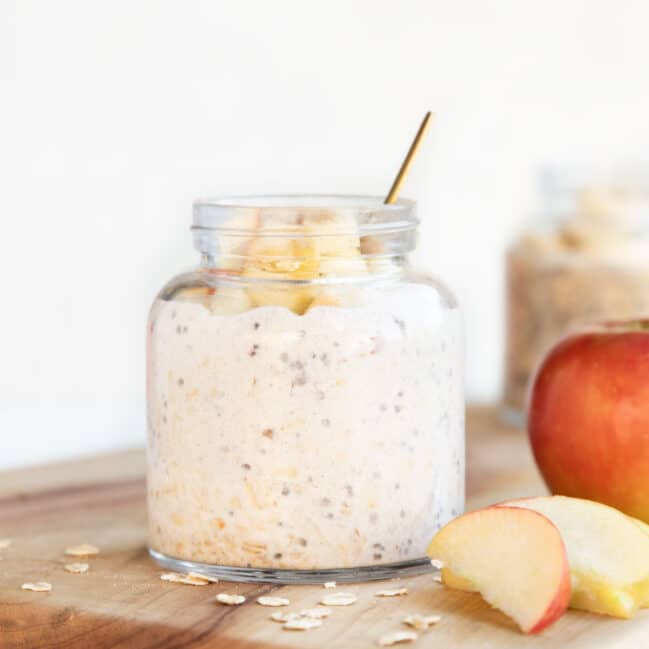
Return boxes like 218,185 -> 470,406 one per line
2,0 -> 649,468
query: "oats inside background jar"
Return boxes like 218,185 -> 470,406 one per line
504,169 -> 649,419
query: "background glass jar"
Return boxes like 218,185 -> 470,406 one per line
147,195 -> 464,583
503,168 -> 649,422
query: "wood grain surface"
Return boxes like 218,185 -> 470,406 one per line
1,406 -> 647,648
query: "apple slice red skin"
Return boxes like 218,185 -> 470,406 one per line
499,506 -> 572,635
527,572 -> 571,635
527,327 -> 649,523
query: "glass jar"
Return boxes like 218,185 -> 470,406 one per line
146,195 -> 464,583
503,168 -> 649,421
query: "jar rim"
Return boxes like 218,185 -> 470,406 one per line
192,194 -> 417,237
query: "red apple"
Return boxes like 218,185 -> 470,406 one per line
528,320 -> 649,523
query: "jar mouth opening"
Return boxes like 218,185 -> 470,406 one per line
192,194 -> 417,238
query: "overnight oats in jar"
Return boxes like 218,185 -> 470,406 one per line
146,195 -> 464,583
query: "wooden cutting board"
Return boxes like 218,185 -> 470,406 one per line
1,406 -> 647,648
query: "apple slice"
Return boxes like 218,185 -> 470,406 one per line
440,567 -> 477,592
498,496 -> 649,618
427,506 -> 570,634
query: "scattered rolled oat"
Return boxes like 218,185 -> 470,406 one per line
270,611 -> 301,623
22,582 -> 52,592
432,575 -> 443,584
378,630 -> 418,646
180,575 -> 210,586
321,592 -> 357,606
65,544 -> 99,557
257,596 -> 290,607
323,581 -> 336,588
160,572 -> 180,582
375,587 -> 408,597
283,618 -> 323,631
216,593 -> 246,605
160,572 -> 210,586
403,614 -> 441,631
64,563 -> 89,574
187,571 -> 219,583
0,539 -> 11,550
301,606 -> 331,619
430,558 -> 444,570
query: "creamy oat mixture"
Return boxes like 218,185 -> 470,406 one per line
147,282 -> 463,569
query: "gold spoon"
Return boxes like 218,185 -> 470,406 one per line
384,111 -> 434,205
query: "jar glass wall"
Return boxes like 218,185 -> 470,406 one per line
146,195 -> 464,583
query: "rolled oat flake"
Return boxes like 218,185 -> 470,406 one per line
283,618 -> 322,631
22,582 -> 52,592
65,544 -> 100,557
257,595 -> 290,607
321,591 -> 357,606
375,587 -> 408,597
215,593 -> 246,605
378,630 -> 418,646
160,572 -> 210,586
403,614 -> 441,630
64,563 -> 89,574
